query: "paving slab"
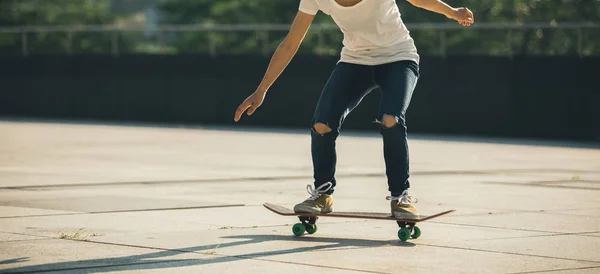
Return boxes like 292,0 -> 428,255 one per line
0,209 -> 223,238
451,234 -> 600,262
420,181 -> 600,213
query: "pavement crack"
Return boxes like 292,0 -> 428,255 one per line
507,265 -> 600,274
0,231 -> 54,239
0,213 -> 84,219
418,243 -> 600,264
429,221 -> 564,234
482,181 -> 600,191
0,260 -> 199,274
0,204 -> 245,219
0,238 -> 49,244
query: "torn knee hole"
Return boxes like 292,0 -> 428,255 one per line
313,123 -> 332,135
381,115 -> 398,128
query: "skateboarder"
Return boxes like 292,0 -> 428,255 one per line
234,0 -> 474,218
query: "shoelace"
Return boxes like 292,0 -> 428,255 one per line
306,182 -> 333,201
386,190 -> 418,204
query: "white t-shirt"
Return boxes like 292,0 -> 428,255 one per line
298,0 -> 419,65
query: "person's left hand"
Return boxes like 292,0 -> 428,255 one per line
451,7 -> 474,27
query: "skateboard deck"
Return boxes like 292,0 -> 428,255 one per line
263,202 -> 455,241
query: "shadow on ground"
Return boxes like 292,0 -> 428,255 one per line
0,258 -> 28,265
0,234 -> 415,273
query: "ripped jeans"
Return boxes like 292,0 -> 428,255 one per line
310,60 -> 419,197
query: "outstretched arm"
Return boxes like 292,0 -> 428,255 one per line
255,11 -> 315,95
407,0 -> 474,26
234,10 -> 315,122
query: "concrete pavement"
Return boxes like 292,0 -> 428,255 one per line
0,120 -> 599,273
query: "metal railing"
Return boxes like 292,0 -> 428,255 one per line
1,22 -> 598,56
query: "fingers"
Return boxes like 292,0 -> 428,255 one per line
247,106 -> 257,116
455,7 -> 474,26
234,101 -> 251,122
458,8 -> 474,27
468,8 -> 474,22
234,99 -> 261,122
465,8 -> 474,23
460,19 -> 473,26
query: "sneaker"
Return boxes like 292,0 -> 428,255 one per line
293,182 -> 334,214
387,190 -> 419,219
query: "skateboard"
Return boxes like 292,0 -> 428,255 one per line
263,203 -> 455,241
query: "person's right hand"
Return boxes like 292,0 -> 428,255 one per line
234,90 -> 266,122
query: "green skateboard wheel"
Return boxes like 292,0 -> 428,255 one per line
398,228 -> 410,241
411,226 -> 421,239
306,224 -> 318,234
292,223 -> 305,236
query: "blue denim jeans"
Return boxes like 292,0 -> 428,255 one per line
310,60 -> 419,197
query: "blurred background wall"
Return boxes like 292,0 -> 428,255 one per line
0,0 -> 599,141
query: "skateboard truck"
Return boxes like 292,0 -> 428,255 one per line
396,220 -> 421,241
294,216 -> 319,236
